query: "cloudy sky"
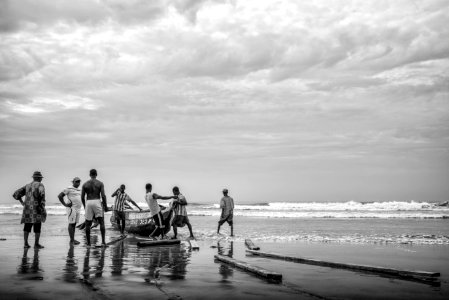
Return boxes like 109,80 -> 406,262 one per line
1,0 -> 448,204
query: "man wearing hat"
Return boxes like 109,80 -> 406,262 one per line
217,188 -> 234,236
12,171 -> 47,249
58,177 -> 83,245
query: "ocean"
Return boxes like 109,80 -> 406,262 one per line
1,200 -> 448,245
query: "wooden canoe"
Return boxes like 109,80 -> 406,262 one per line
110,206 -> 172,236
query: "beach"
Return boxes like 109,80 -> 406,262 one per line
0,208 -> 448,299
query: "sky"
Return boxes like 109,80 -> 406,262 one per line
1,0 -> 448,204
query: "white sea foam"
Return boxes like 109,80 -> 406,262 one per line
1,201 -> 448,219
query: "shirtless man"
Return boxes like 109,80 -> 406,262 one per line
81,169 -> 108,247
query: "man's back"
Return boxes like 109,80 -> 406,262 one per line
220,196 -> 234,214
82,179 -> 104,200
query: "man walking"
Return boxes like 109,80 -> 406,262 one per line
58,177 -> 83,245
145,183 -> 175,240
217,188 -> 234,236
81,169 -> 108,247
170,186 -> 194,239
13,171 -> 47,249
112,184 -> 142,236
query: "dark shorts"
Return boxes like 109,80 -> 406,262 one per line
23,222 -> 42,233
152,212 -> 165,228
172,215 -> 190,227
115,211 -> 126,221
218,212 -> 233,225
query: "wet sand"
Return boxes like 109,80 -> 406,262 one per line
0,214 -> 448,299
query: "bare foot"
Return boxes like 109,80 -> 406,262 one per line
24,244 -> 31,248
34,244 -> 44,249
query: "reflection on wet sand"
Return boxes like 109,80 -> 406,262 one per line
217,241 -> 234,280
136,244 -> 190,281
17,247 -> 43,280
63,245 -> 78,282
111,240 -> 125,275
82,246 -> 106,279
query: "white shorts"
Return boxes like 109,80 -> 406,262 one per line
85,199 -> 104,221
66,207 -> 80,224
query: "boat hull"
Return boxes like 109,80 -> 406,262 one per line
110,208 -> 172,236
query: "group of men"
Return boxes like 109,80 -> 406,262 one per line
13,169 -> 235,248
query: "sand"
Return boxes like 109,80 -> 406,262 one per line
0,214 -> 448,299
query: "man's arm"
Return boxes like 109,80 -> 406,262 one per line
153,193 -> 174,200
58,191 -> 71,207
128,197 -> 142,211
111,189 -> 119,198
81,185 -> 86,208
177,195 -> 187,205
100,183 -> 108,211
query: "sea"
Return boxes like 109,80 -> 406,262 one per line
1,200 -> 448,245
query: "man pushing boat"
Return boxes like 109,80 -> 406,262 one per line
145,183 -> 176,240
112,184 -> 142,236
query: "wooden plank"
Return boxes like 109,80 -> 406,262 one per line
188,239 -> 200,250
246,250 -> 440,279
214,254 -> 282,282
106,234 -> 127,245
137,239 -> 181,247
245,239 -> 260,250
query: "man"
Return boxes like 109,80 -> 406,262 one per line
217,188 -> 234,236
13,171 -> 47,249
111,184 -> 142,236
81,169 -> 108,247
170,186 -> 194,239
145,183 -> 175,240
58,177 -> 83,245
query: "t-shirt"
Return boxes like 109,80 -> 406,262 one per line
114,190 -> 130,212
220,196 -> 234,215
145,192 -> 160,217
63,186 -> 82,212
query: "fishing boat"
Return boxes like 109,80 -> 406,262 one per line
110,206 -> 172,236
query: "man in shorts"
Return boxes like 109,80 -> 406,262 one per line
145,183 -> 175,240
111,184 -> 142,236
217,188 -> 234,236
58,177 -> 83,245
13,171 -> 47,249
81,169 -> 108,247
170,186 -> 194,239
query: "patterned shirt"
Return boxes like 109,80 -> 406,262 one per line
20,181 -> 46,224
114,190 -> 130,212
171,194 -> 187,216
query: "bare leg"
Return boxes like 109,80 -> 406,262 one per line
172,225 -> 178,239
187,222 -> 194,238
230,224 -> 234,237
120,219 -> 126,235
85,220 -> 93,246
68,223 -> 75,242
97,217 -> 106,245
34,233 -> 44,248
217,224 -> 221,234
24,231 -> 30,248
149,227 -> 158,238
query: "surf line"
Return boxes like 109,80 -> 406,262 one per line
214,254 -> 282,283
246,250 -> 440,282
